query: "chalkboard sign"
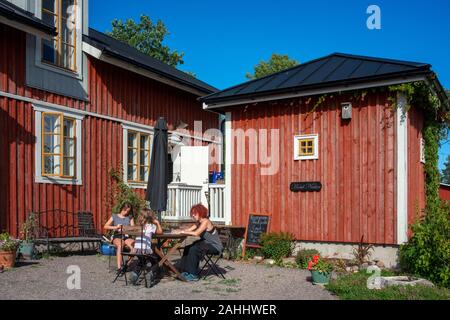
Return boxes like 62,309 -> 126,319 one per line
243,213 -> 270,257
290,181 -> 322,192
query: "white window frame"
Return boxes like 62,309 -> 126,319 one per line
294,134 -> 319,160
33,0 -> 83,79
34,104 -> 83,185
122,124 -> 153,189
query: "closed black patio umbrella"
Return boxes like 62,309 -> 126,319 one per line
145,117 -> 169,221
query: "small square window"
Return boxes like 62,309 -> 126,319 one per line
294,134 -> 319,160
299,138 -> 315,156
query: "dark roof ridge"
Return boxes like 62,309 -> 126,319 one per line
332,52 -> 430,68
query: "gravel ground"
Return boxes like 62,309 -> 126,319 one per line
0,254 -> 337,300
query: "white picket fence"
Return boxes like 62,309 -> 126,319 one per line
208,184 -> 226,222
164,183 -> 202,220
163,183 -> 226,223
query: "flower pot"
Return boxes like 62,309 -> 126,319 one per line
0,250 -> 17,269
311,270 -> 331,284
19,242 -> 35,259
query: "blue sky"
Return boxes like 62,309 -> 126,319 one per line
90,0 -> 450,170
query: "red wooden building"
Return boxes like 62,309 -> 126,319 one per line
201,53 -> 448,264
0,0 -> 220,237
440,184 -> 450,202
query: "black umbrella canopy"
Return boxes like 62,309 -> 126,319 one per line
145,117 -> 169,216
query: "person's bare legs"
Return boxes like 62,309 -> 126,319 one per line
124,238 -> 135,250
124,239 -> 135,266
113,238 -> 135,269
112,238 -> 123,270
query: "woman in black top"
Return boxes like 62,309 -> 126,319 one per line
176,204 -> 223,281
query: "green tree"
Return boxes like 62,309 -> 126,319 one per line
442,155 -> 450,184
108,15 -> 184,67
246,53 -> 299,79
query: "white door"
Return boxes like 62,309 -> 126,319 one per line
180,146 -> 209,205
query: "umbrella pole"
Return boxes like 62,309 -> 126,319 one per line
157,210 -> 162,248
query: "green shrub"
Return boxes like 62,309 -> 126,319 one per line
400,202 -> 450,288
310,257 -> 333,274
243,248 -> 258,260
296,249 -> 320,269
106,167 -> 147,219
260,232 -> 294,262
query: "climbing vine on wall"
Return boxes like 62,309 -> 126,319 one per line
388,81 -> 450,287
388,81 -> 449,211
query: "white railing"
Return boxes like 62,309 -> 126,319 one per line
164,183 -> 202,221
208,184 -> 226,222
163,183 -> 226,223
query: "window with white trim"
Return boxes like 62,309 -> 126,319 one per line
41,0 -> 78,71
294,134 -> 319,160
42,113 -> 76,177
122,125 -> 153,187
34,105 -> 83,185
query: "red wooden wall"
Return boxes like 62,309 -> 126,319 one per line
440,184 -> 450,202
0,24 -> 219,236
228,92 -> 425,245
408,107 -> 426,228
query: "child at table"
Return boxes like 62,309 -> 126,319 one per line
133,208 -> 163,254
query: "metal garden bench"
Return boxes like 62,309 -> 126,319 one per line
32,210 -> 102,253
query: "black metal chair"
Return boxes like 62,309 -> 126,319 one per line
198,233 -> 228,279
112,225 -> 159,288
199,250 -> 226,279
112,226 -> 133,285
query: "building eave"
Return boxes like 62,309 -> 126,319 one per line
202,73 -> 430,111
0,0 -> 56,39
0,15 -> 56,39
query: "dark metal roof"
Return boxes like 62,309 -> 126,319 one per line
200,53 -> 433,105
83,28 -> 217,95
0,0 -> 56,35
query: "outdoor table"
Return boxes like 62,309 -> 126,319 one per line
122,227 -> 200,281
153,233 -> 200,281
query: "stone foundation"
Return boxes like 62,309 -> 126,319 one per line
293,241 -> 400,268
33,242 -> 100,255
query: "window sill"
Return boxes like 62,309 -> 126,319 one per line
36,59 -> 82,80
294,156 -> 319,161
35,176 -> 82,185
126,182 -> 148,189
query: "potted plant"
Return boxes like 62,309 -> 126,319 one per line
0,233 -> 21,269
308,255 -> 333,285
19,212 -> 38,259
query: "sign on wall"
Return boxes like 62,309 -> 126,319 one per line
290,181 -> 322,192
